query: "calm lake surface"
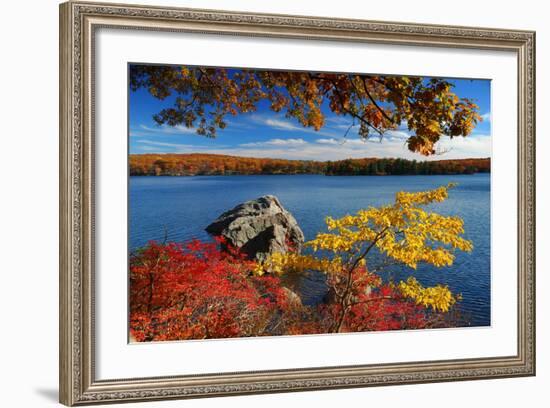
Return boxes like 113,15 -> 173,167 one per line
129,174 -> 491,327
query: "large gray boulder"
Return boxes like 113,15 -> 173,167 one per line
205,195 -> 304,262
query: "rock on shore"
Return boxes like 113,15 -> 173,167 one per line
205,195 -> 304,262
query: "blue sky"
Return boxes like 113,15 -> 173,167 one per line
129,69 -> 491,161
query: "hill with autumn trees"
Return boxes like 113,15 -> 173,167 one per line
129,153 -> 490,176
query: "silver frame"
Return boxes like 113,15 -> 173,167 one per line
59,1 -> 536,405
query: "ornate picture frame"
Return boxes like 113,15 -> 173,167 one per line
59,1 -> 535,405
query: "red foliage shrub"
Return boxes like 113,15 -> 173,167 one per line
129,238 -> 289,341
317,269 -> 430,333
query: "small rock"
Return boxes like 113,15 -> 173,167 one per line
281,287 -> 303,308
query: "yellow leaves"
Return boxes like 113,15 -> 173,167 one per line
395,183 -> 455,207
398,277 -> 457,312
407,135 -> 435,156
307,232 -> 356,252
180,67 -> 190,77
325,216 -> 338,231
253,252 -> 344,276
370,188 -> 472,269
426,119 -> 441,135
308,184 -> 473,270
307,107 -> 325,131
252,263 -> 266,276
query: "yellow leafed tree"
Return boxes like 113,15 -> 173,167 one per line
255,183 -> 473,333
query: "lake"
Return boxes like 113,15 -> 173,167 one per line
129,173 -> 491,327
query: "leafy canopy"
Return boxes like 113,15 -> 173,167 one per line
130,65 -> 482,156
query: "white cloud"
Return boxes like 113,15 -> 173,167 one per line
132,125 -> 490,161
325,116 -> 353,126
129,129 -> 157,138
223,119 -> 254,131
241,138 -> 307,147
130,124 -> 197,137
247,115 -> 340,138
384,130 -> 410,141
315,138 -> 370,147
332,124 -> 356,130
315,138 -> 340,145
263,119 -> 304,132
430,133 -> 491,160
135,140 -> 198,150
198,133 -> 491,161
248,116 -> 305,132
198,143 -> 408,161
480,112 -> 491,122
316,134 -> 406,146
134,139 -> 228,153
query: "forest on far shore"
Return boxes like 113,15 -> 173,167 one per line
129,153 -> 490,177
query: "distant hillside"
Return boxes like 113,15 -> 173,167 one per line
129,153 -> 490,176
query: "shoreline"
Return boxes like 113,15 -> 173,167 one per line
129,172 -> 490,177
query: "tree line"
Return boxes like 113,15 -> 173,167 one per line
129,153 -> 490,176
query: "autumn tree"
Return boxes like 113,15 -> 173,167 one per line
255,184 -> 473,333
130,65 -> 482,156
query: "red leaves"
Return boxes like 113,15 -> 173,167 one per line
344,295 -> 428,332
379,285 -> 393,297
130,239 -> 456,341
129,240 -> 288,341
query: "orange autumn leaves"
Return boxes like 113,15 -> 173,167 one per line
130,65 -> 482,155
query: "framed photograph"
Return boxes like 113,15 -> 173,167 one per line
59,1 -> 535,405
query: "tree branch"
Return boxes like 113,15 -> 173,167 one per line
360,76 -> 396,125
327,78 -> 384,136
364,75 -> 415,101
331,227 -> 389,333
349,295 -> 393,307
